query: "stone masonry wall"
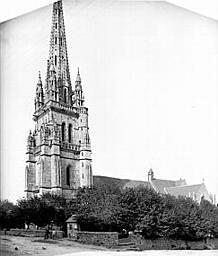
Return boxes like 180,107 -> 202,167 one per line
76,231 -> 119,248
3,229 -> 64,238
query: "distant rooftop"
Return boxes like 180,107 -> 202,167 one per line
150,178 -> 186,194
93,175 -> 151,190
165,183 -> 205,197
93,174 -> 212,203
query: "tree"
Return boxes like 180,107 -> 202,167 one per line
40,193 -> 67,227
67,184 -> 123,231
199,199 -> 218,238
120,186 -> 162,232
2,185 -> 217,240
137,194 -> 218,240
17,196 -> 56,227
0,200 -> 22,229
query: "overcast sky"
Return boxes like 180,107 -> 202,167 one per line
1,0 -> 218,202
0,0 -> 218,22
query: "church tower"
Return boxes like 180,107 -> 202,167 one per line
25,0 -> 93,198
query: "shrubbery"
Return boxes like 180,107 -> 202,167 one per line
1,185 -> 218,240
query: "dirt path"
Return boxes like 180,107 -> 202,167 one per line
1,235 -> 218,256
0,235 -> 108,256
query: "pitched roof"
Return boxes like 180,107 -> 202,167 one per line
66,214 -> 77,223
123,180 -> 152,189
150,178 -> 186,194
93,175 -> 151,190
93,175 -> 130,189
165,183 -> 205,197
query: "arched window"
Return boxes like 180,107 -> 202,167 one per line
68,124 -> 72,143
66,166 -> 70,185
63,88 -> 67,103
61,122 -> 65,141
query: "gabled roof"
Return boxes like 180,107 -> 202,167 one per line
93,175 -> 152,190
150,178 -> 186,194
93,175 -> 130,189
66,214 -> 77,223
124,180 -> 152,189
165,183 -> 205,197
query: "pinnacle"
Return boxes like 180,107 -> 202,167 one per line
50,62 -> 56,73
37,71 -> 42,85
76,67 -> 81,82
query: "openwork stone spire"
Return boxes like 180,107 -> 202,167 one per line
45,0 -> 72,104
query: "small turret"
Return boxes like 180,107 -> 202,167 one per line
35,72 -> 44,111
27,130 -> 35,152
75,67 -> 82,89
50,62 -> 56,76
74,68 -> 84,107
25,129 -> 36,198
148,168 -> 154,182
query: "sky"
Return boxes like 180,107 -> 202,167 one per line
0,0 -> 218,22
1,0 -> 218,202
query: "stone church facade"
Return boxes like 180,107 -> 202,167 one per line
25,0 -> 93,199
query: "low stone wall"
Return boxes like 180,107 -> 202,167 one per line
76,231 -> 119,248
3,229 -> 64,238
130,233 -> 218,250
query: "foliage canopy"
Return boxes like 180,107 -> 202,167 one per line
1,185 -> 217,240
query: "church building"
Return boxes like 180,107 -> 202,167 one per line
25,0 -> 93,199
94,170 -> 215,205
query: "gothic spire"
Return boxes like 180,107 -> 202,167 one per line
45,0 -> 72,104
